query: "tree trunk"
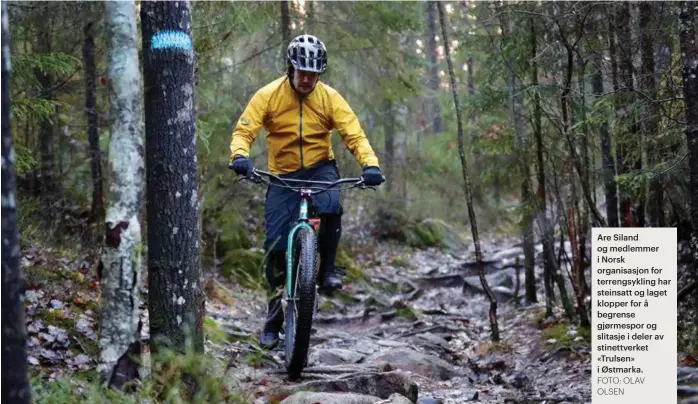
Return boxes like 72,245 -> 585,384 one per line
426,1 -> 442,134
592,14 -> 618,227
467,53 -> 483,204
558,25 -> 590,326
437,2 -> 499,342
141,0 -> 204,356
84,21 -> 103,224
392,104 -> 408,201
499,8 -> 536,304
280,0 -> 291,71
616,3 -> 640,227
306,1 -> 315,33
383,100 -> 394,193
1,4 -> 32,402
530,17 -> 554,316
36,14 -> 55,196
639,3 -> 664,227
98,0 -> 145,389
679,0 -> 698,325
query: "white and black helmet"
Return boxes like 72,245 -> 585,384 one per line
287,34 -> 328,73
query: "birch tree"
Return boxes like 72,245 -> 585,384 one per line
2,3 -> 32,402
97,0 -> 145,389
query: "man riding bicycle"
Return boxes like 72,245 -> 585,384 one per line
229,34 -> 384,348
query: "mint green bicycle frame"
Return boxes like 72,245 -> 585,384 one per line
285,193 -> 314,297
233,168 -> 367,299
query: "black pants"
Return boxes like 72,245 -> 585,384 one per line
262,160 -> 343,332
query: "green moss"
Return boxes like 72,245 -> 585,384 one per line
542,321 -> 591,348
404,220 -> 445,249
336,246 -> 366,283
391,256 -> 409,267
333,290 -> 361,306
24,265 -> 62,287
396,306 -> 418,321
204,316 -> 230,345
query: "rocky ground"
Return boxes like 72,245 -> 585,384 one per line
21,200 -> 698,403
204,234 -> 599,404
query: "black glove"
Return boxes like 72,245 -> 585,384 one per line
362,166 -> 384,186
230,155 -> 254,177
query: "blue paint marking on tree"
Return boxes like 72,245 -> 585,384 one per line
151,30 -> 192,51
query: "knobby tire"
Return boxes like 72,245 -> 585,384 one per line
284,226 -> 317,380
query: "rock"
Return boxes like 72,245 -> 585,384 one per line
309,348 -> 365,366
289,370 -> 418,402
366,348 -> 456,381
383,393 -> 414,404
416,398 -> 444,404
376,339 -> 410,348
413,333 -> 449,348
354,339 -> 379,355
470,355 -> 507,373
280,392 -> 380,404
462,268 -> 517,299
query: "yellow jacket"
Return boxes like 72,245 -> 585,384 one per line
229,76 -> 380,174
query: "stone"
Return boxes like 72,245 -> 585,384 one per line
366,348 -> 456,381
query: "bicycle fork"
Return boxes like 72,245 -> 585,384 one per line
285,189 -> 314,300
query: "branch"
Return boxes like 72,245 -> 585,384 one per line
679,280 -> 697,301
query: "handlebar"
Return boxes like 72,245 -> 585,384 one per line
228,163 -> 380,195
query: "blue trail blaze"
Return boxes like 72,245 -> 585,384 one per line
151,30 -> 192,51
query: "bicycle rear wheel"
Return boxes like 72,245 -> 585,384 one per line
284,226 -> 317,380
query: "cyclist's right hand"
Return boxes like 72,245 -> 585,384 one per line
229,155 -> 254,177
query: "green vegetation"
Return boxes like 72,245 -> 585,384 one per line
30,348 -> 250,404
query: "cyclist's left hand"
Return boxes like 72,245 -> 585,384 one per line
362,166 -> 385,186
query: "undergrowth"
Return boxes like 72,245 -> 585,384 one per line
31,347 -> 252,404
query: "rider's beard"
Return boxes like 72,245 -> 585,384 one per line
293,75 -> 318,96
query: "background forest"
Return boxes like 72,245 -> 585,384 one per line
2,1 -> 698,403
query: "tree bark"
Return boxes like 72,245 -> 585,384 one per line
679,0 -> 698,326
383,100 -> 394,193
467,53 -> 483,204
499,7 -> 536,305
36,12 -> 56,196
392,104 -> 408,201
426,1 -> 442,134
592,12 -> 618,227
306,0 -> 315,34
2,4 -> 32,402
616,3 -> 640,227
98,0 -> 145,389
639,3 -> 664,227
141,0 -> 204,355
84,21 -> 103,224
280,0 -> 291,71
530,16 -> 554,316
437,2 -> 499,342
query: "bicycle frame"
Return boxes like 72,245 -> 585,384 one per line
234,167 -> 369,298
286,189 -> 315,298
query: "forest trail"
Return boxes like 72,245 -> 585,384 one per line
206,230 -> 593,404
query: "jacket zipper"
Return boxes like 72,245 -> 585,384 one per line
299,96 -> 304,170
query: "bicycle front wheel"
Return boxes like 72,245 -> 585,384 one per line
284,226 -> 317,380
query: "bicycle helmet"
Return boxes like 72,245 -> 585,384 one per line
287,34 -> 328,74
